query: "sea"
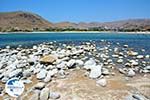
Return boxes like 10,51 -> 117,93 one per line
0,33 -> 150,54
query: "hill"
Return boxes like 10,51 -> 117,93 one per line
0,11 -> 150,32
0,11 -> 53,32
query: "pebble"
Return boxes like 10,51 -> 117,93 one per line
49,92 -> 60,99
137,55 -> 144,59
117,59 -> 123,63
130,60 -> 139,66
96,78 -> 107,87
127,69 -> 135,77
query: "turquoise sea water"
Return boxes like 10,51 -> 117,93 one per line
0,33 -> 150,54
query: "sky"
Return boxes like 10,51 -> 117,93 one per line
0,0 -> 150,23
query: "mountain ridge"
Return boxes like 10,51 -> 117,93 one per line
0,11 -> 150,32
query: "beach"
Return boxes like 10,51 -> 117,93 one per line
0,38 -> 149,100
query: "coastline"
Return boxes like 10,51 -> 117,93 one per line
0,31 -> 150,34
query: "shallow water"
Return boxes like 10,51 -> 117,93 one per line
0,33 -> 150,54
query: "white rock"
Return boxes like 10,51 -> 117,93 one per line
127,69 -> 135,77
96,79 -> 107,87
84,58 -> 96,70
56,61 -> 67,69
128,51 -> 138,56
89,64 -> 102,79
117,59 -> 123,63
49,92 -> 60,99
130,60 -> 138,66
43,70 -> 57,82
21,80 -> 32,84
67,59 -> 76,68
9,69 -> 22,78
102,68 -> 109,75
40,88 -> 49,100
132,93 -> 148,100
36,69 -> 47,80
75,60 -> 84,66
145,55 -> 149,59
33,45 -> 38,50
137,55 -> 144,59
144,66 -> 150,70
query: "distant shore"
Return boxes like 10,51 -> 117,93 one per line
0,31 -> 150,34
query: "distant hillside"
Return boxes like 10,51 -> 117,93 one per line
0,11 -> 53,32
0,11 -> 150,32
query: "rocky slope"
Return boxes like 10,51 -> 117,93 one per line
0,11 -> 53,31
0,11 -> 150,32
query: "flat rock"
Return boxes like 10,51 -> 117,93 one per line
40,55 -> 57,64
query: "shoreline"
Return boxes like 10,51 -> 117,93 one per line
0,31 -> 150,34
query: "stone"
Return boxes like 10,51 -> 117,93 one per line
34,82 -> 46,90
56,61 -> 67,69
127,51 -> 138,56
9,69 -> 22,78
33,45 -> 38,50
117,59 -> 123,63
44,71 -> 52,83
21,79 -> 32,84
130,60 -> 138,66
145,55 -> 149,59
40,88 -> 49,100
89,64 -> 102,79
36,69 -> 47,80
102,68 -> 110,75
75,60 -> 84,66
127,69 -> 135,77
23,69 -> 32,77
67,59 -> 76,68
144,66 -> 150,70
96,79 -> 107,87
84,58 -> 96,70
49,92 -> 60,99
40,55 -> 57,64
118,68 -> 126,74
137,55 -> 144,59
112,54 -> 119,58
123,45 -> 128,48
132,93 -> 148,100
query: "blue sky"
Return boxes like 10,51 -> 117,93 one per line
0,0 -> 150,22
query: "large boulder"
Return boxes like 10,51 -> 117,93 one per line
40,88 -> 49,100
89,64 -> 102,79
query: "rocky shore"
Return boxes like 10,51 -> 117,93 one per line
0,40 -> 149,100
